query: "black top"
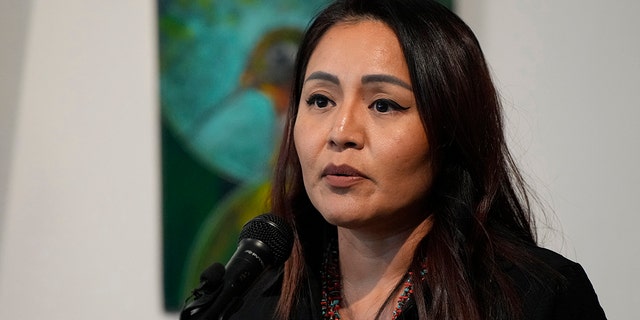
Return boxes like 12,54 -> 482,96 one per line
225,246 -> 606,320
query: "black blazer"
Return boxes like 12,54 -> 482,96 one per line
226,246 -> 606,320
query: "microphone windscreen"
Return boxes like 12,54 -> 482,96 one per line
238,213 -> 293,266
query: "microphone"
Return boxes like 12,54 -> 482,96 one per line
181,213 -> 294,320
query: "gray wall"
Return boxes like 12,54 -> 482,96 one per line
0,1 -> 171,319
1,0 -> 637,319
0,0 -> 30,237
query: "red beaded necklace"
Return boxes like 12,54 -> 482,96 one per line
320,241 -> 426,320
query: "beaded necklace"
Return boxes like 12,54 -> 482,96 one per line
319,241 -> 426,320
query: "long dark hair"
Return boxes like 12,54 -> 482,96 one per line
272,0 -> 545,319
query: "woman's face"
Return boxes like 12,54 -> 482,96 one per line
293,20 -> 434,234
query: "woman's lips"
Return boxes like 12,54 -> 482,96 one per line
321,164 -> 367,188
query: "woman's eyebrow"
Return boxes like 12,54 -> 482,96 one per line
361,74 -> 412,90
304,71 -> 340,85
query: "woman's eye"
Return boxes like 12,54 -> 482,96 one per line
371,99 -> 408,113
306,94 -> 332,108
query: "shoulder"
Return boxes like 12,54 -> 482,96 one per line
228,265 -> 321,320
508,246 -> 607,320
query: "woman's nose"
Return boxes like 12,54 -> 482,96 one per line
328,101 -> 365,150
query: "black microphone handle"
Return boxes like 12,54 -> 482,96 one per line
199,238 -> 274,320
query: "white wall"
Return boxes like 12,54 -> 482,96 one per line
458,1 -> 640,319
0,1 -> 174,319
1,0 -> 637,319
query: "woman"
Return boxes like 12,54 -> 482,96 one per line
230,0 -> 607,319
